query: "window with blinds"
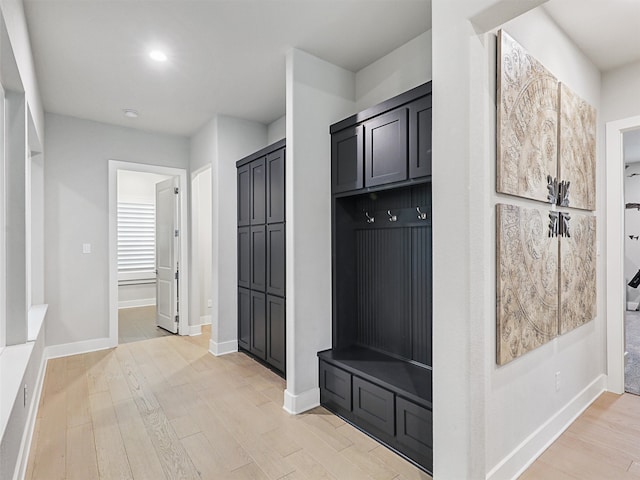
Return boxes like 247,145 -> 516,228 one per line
117,202 -> 155,279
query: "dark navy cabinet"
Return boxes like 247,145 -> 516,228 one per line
321,83 -> 432,474
237,139 -> 286,377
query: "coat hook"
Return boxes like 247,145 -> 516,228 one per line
365,211 -> 375,224
416,206 -> 427,220
387,210 -> 397,222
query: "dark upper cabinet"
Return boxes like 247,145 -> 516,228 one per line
238,227 -> 251,289
250,291 -> 266,359
251,226 -> 266,292
332,126 -> 363,194
409,96 -> 432,179
238,287 -> 251,351
267,148 -> 285,224
237,164 -> 250,226
267,223 -> 285,297
330,82 -> 431,193
364,108 -> 408,188
266,295 -> 286,373
250,157 -> 266,225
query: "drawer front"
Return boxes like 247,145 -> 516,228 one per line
396,397 -> 433,455
352,377 -> 395,436
320,362 -> 352,411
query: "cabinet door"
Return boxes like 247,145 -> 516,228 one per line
238,287 -> 251,351
320,361 -> 352,412
250,225 -> 266,292
237,227 -> 251,289
364,109 -> 408,188
250,291 -> 266,359
332,126 -> 363,193
266,223 -> 285,297
409,95 -> 432,179
266,295 -> 286,373
352,377 -> 395,436
250,157 -> 266,225
237,164 -> 250,226
267,148 -> 285,224
396,397 -> 433,470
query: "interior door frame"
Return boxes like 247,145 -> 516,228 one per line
108,160 -> 190,342
606,115 -> 640,394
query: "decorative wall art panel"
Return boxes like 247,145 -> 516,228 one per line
497,30 -> 559,204
559,213 -> 596,334
496,204 -> 558,365
558,83 -> 597,211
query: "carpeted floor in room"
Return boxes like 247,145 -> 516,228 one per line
625,310 -> 640,395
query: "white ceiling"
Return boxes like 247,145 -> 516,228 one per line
22,0 -> 640,138
23,0 -> 431,136
543,0 -> 640,72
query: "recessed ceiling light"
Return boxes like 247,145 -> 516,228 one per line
149,50 -> 167,62
123,109 -> 139,118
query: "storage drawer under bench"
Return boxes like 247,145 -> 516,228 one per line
318,355 -> 433,474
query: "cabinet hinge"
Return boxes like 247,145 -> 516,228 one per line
174,229 -> 179,237
175,271 -> 179,280
175,315 -> 179,323
174,187 -> 179,194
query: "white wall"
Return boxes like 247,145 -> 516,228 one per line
431,2 -> 605,478
117,170 -> 171,204
267,115 -> 286,144
283,49 -> 355,413
602,60 -> 640,124
355,30 -> 432,112
190,115 -> 267,344
44,113 -> 189,346
193,167 -> 212,322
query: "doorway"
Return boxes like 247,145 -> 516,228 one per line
623,129 -> 640,394
108,161 -> 189,345
116,170 -> 175,343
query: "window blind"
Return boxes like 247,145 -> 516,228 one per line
117,202 -> 155,274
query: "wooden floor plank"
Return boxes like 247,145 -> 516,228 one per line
89,390 -> 133,479
65,422 -> 99,480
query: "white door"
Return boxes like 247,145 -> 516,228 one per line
155,177 -> 180,333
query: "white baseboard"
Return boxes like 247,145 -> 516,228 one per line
200,315 -> 212,325
209,339 -> 237,356
14,352 -> 48,480
46,337 -> 116,359
118,299 -> 155,309
283,387 -> 320,415
487,374 -> 606,480
189,325 -> 202,336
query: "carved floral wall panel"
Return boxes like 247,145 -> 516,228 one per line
497,30 -> 559,204
496,204 -> 558,365
559,83 -> 597,211
560,213 -> 596,334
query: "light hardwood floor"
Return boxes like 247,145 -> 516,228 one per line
118,306 -> 172,345
25,326 -> 431,480
519,391 -> 640,480
26,326 -> 640,480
